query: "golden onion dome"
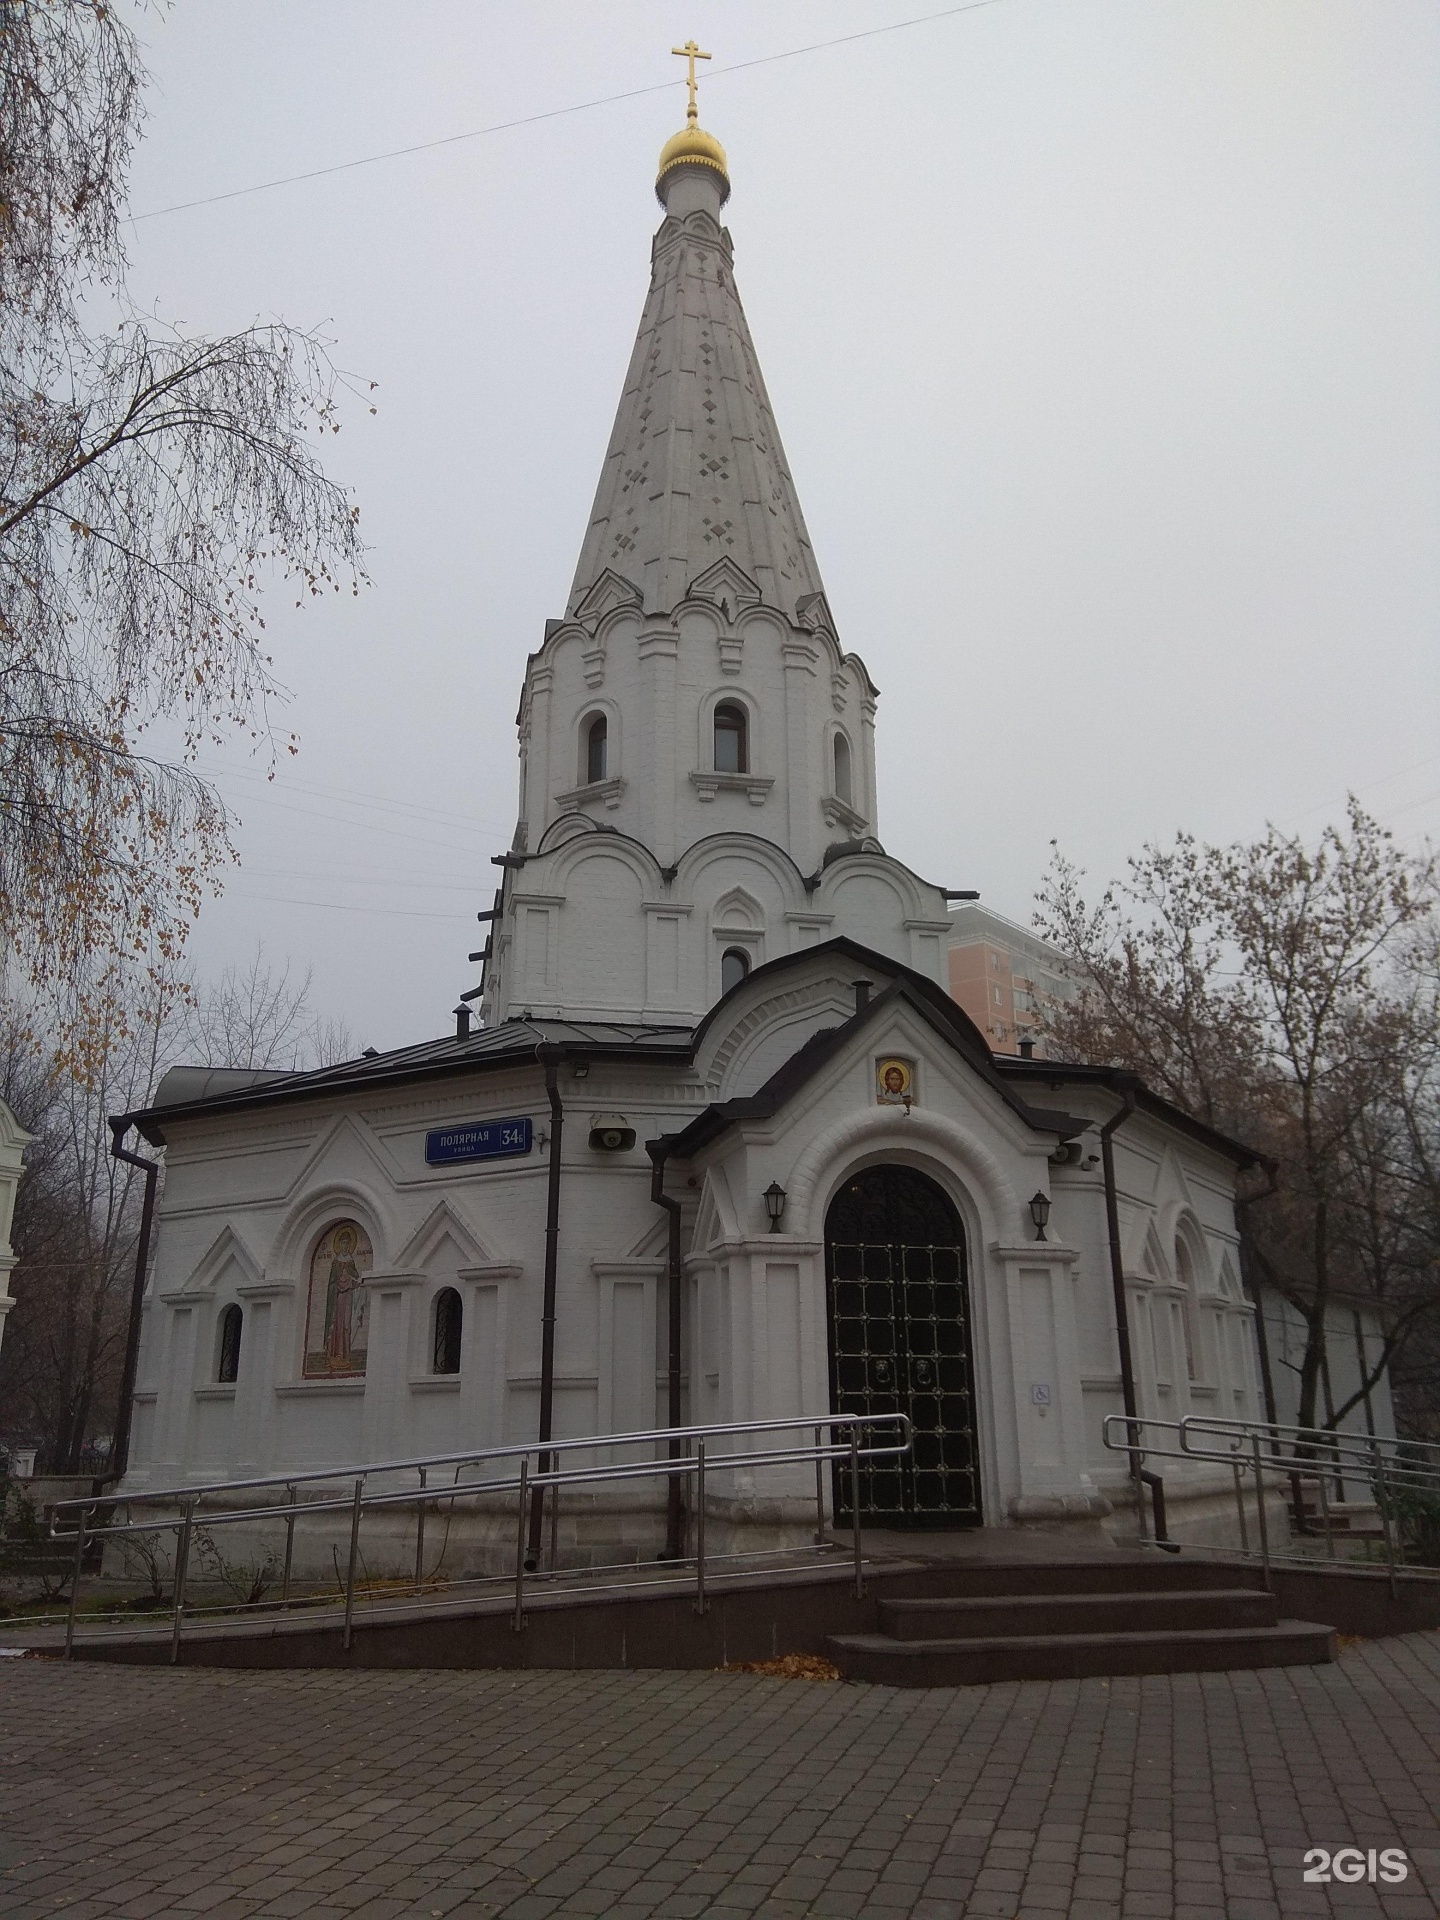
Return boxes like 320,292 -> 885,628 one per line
656,122 -> 730,204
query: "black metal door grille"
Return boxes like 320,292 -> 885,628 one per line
825,1165 -> 981,1528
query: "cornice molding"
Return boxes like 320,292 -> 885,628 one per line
820,794 -> 870,836
275,1377 -> 365,1398
690,771 -> 774,806
554,775 -> 625,813
988,1241 -> 1081,1266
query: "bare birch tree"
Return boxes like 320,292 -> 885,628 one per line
1,1 -> 369,1068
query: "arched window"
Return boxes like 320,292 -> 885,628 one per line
433,1287 -> 463,1375
303,1219 -> 374,1378
713,702 -> 748,774
721,947 -> 751,996
217,1304 -> 243,1384
833,731 -> 853,806
585,713 -> 608,785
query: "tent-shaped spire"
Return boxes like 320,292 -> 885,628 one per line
567,122 -> 828,624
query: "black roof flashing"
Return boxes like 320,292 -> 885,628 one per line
991,1058 -> 1259,1169
117,935 -> 1254,1171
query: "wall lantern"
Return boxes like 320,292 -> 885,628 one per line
763,1182 -> 788,1233
1029,1191 -> 1051,1242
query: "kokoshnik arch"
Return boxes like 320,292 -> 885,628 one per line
115,71 -> 1292,1562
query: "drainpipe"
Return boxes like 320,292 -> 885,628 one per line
527,1045 -> 564,1562
1099,1087 -> 1166,1544
647,1137 -> 685,1560
107,1120 -> 161,1484
1235,1157 -> 1280,1427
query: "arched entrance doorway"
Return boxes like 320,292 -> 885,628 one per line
825,1164 -> 982,1528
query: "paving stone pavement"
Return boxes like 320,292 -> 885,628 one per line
1,1633 -> 1438,1919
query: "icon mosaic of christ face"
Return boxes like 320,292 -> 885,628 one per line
877,1058 -> 913,1105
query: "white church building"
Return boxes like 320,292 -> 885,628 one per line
117,104 -> 1273,1553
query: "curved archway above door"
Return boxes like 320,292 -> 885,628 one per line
787,1104 -> 1021,1246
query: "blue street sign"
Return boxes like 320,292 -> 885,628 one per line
425,1116 -> 533,1165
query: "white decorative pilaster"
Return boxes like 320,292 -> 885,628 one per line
458,1264 -> 520,1459
989,1242 -> 1101,1515
526,662 -> 555,840
233,1280 -> 293,1475
593,1259 -> 664,1443
698,1237 -> 824,1504
359,1271 -> 424,1464
638,624 -> 679,866
859,694 -> 879,836
782,637 -> 820,874
155,1292 -> 203,1480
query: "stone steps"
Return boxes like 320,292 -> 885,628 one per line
877,1586 -> 1279,1640
829,1619 -> 1335,1686
854,1555 -> 1270,1597
825,1560 -> 1336,1685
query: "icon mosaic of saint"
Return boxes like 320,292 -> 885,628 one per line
303,1220 -> 373,1377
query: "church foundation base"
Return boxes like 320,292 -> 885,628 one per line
1006,1490 -> 1115,1532
1098,1476 -> 1293,1552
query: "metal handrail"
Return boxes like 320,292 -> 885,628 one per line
49,1414 -> 908,1536
49,1411 -> 912,1660
1178,1415 -> 1440,1489
50,1412 -> 902,1520
1103,1413 -> 1440,1596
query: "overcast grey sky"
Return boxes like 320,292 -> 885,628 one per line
123,0 -> 1440,1053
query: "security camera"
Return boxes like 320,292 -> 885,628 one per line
588,1113 -> 636,1152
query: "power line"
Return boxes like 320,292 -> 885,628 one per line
223,890 -> 473,922
204,781 -> 502,855
240,864 -> 486,894
1274,753 -> 1440,832
130,2 -> 1007,224
1389,784 -> 1440,821
193,756 -> 506,839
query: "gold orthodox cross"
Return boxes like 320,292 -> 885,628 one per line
671,38 -> 711,125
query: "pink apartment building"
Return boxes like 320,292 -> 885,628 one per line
945,904 -> 1078,1056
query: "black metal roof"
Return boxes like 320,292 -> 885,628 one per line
125,1016 -> 695,1145
990,1058 -> 1260,1169
121,935 -> 1258,1171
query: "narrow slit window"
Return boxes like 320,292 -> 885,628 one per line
833,732 -> 853,806
217,1303 -> 243,1384
586,714 -> 608,785
433,1287 -> 463,1375
1175,1240 -> 1198,1380
721,947 -> 751,996
713,702 -> 748,774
